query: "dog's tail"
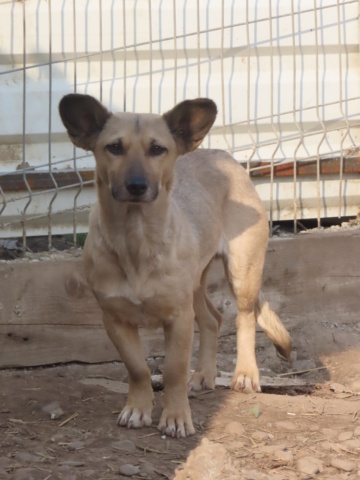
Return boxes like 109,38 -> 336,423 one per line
255,291 -> 292,360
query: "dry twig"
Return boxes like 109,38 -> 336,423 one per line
58,412 -> 78,427
278,366 -> 326,377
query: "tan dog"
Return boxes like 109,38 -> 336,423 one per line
59,94 -> 291,438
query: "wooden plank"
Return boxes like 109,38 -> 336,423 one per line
0,324 -> 173,368
1,156 -> 359,193
262,229 -> 360,324
0,325 -> 116,368
0,170 -> 95,192
206,229 -> 360,334
248,157 -> 360,178
150,373 -> 310,389
0,230 -> 359,368
0,260 -> 101,326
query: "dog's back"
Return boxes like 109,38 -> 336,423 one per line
173,148 -> 269,267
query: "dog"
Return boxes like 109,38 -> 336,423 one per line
59,94 -> 291,438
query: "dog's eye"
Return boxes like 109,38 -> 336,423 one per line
106,143 -> 124,155
148,144 -> 167,157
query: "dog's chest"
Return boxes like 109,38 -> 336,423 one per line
86,211 -> 199,326
93,262 -> 191,327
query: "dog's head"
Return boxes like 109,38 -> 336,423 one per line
59,94 -> 217,203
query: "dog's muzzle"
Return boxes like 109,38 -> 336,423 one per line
125,176 -> 148,196
111,177 -> 158,203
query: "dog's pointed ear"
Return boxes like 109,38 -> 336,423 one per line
163,98 -> 217,154
59,94 -> 111,151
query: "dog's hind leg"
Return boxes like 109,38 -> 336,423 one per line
223,225 -> 268,394
226,256 -> 262,393
102,314 -> 154,428
188,269 -> 222,391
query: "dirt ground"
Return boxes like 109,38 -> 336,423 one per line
1,232 -> 360,479
2,344 -> 360,479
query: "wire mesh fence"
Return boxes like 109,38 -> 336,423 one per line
1,0 -> 359,248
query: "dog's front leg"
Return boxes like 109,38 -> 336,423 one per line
188,285 -> 221,391
158,306 -> 195,438
102,314 -> 154,428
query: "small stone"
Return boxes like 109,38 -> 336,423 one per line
42,401 -> 64,419
348,380 -> 360,392
329,382 -> 346,393
251,431 -> 270,442
243,469 -> 269,479
309,424 -> 319,432
42,401 -> 60,413
321,428 -> 337,437
15,452 -> 42,463
112,439 -> 136,452
83,470 -> 96,477
338,431 -> 353,442
276,420 -> 297,431
345,438 -> 360,449
176,439 -> 233,479
50,407 -> 64,420
224,421 -> 245,435
278,472 -> 298,480
68,440 -> 85,450
257,444 -> 287,455
51,434 -> 64,443
12,468 -> 37,480
273,449 -> 293,464
231,440 -> 245,449
319,441 -> 333,451
7,436 -> 23,446
119,464 -> 140,477
297,456 -> 323,475
332,443 -> 347,454
331,458 -> 356,472
59,460 -> 84,467
141,461 -> 155,475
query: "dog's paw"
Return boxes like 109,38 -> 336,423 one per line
157,409 -> 195,438
117,405 -> 152,429
188,370 -> 216,391
231,368 -> 261,394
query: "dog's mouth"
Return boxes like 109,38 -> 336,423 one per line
111,185 -> 159,204
125,195 -> 157,204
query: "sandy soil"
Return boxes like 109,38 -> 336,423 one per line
1,344 -> 360,480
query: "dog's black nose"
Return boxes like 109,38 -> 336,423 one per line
125,176 -> 148,196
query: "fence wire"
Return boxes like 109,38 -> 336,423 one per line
0,0 -> 359,247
